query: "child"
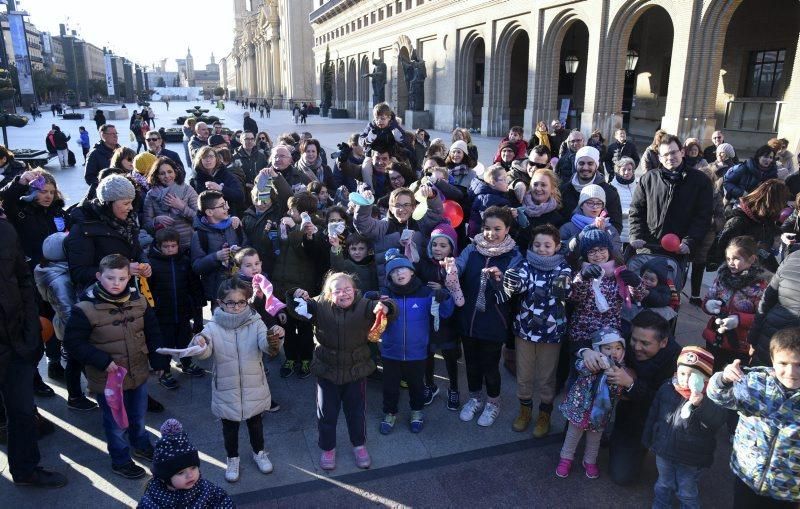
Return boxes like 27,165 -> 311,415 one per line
492,126 -> 528,163
623,258 -> 680,331
414,223 -> 466,410
557,327 -> 628,479
359,102 -> 405,155
329,232 -> 379,292
466,164 -> 521,238
148,228 -> 205,385
559,184 -> 622,255
139,419 -> 234,508
78,126 -> 90,164
63,254 -> 168,479
376,250 -> 454,434
707,328 -> 800,507
642,346 -> 727,509
501,225 -> 572,437
189,278 -> 282,483
290,273 -> 395,470
308,181 -> 333,210
34,232 -> 97,410
241,167 -> 292,276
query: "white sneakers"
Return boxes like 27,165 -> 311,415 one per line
477,402 -> 500,427
459,397 -> 485,422
225,451 -> 273,482
252,450 -> 274,474
225,457 -> 240,483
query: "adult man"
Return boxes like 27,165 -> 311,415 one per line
84,124 -> 120,185
270,144 -> 306,190
703,131 -> 725,164
550,120 -> 568,156
603,129 -> 640,180
0,217 -> 67,488
559,145 -> 623,233
233,131 -> 268,205
243,111 -> 258,137
628,134 -> 713,255
145,130 -> 183,171
362,143 -> 394,200
212,121 -> 223,137
188,122 -> 210,163
555,130 -> 585,182
333,133 -> 366,192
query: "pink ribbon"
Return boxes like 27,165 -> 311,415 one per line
614,265 -> 632,309
104,366 -> 129,429
252,273 -> 287,316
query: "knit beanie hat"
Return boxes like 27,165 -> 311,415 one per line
42,232 -> 68,262
133,151 -> 157,176
208,134 -> 227,147
592,326 -> 625,352
428,222 -> 459,258
385,248 -> 415,277
499,141 -> 515,154
577,184 -> 606,210
677,346 -> 714,378
152,419 -> 200,482
574,146 -> 600,169
641,258 -> 669,284
717,143 -> 735,159
579,226 -> 614,259
450,140 -> 468,155
96,174 -> 136,204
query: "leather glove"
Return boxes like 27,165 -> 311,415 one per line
716,315 -> 739,333
619,269 -> 641,287
705,299 -> 722,315
580,264 -> 604,280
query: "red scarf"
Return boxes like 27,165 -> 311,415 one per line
672,378 -> 708,399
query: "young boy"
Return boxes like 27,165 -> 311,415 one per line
242,167 -> 292,275
63,254 -> 168,479
467,165 -> 520,238
329,232 -> 379,292
707,328 -> 800,507
191,190 -> 249,305
642,346 -> 727,508
493,126 -> 528,163
359,102 -> 405,155
148,228 -> 205,386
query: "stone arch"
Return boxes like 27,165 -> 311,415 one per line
455,30 -> 486,130
484,22 -> 530,136
358,55 -> 370,119
336,60 -> 346,109
396,45 -> 410,116
346,58 -> 357,117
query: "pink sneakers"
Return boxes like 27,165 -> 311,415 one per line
556,457 -> 572,478
320,449 -> 336,470
583,461 -> 600,479
353,445 -> 371,469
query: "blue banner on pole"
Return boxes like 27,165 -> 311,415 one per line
8,12 -> 33,95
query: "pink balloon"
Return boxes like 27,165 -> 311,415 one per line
660,233 -> 682,253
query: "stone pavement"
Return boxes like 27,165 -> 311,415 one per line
0,102 -> 728,508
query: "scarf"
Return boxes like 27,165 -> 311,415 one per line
571,172 -> 599,194
387,276 -> 422,296
473,233 -> 517,258
202,216 -> 233,230
615,174 -> 635,186
737,198 -> 758,222
151,183 -> 182,215
571,213 -> 596,231
536,128 -> 550,150
672,375 -> 708,399
660,166 -> 684,185
717,264 -> 767,292
521,196 -> 558,218
450,163 -> 470,177
296,156 -> 322,183
95,202 -> 137,245
526,250 -> 565,272
93,282 -> 131,304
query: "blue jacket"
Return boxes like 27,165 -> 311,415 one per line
723,158 -> 778,202
373,278 -> 453,361
79,131 -> 90,149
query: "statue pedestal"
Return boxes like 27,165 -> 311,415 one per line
404,110 -> 432,129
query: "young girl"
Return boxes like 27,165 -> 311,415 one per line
290,273 -> 394,471
559,184 -> 621,256
451,206 -> 522,427
557,327 -> 628,479
189,278 -> 283,483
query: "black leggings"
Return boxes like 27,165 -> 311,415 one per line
425,349 -> 460,391
461,337 -> 503,398
221,414 -> 264,458
690,262 -> 706,297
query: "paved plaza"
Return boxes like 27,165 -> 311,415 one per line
0,102 -> 732,508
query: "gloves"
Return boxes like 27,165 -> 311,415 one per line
580,264 -> 604,280
716,315 -> 739,333
503,268 -> 524,294
365,129 -> 377,143
618,269 -> 641,287
705,299 -> 722,315
629,239 -> 646,249
678,243 -> 691,255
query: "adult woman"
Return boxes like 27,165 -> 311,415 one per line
108,147 -> 148,216
769,137 -> 796,179
257,131 -> 273,157
609,156 -> 637,246
452,128 -> 479,163
143,157 -> 198,249
0,145 -> 28,188
639,129 -> 667,174
182,117 -> 197,169
425,138 -> 447,161
528,121 -> 551,152
559,184 -> 621,255
445,140 -> 478,190
515,167 -> 566,250
377,162 -> 417,211
296,138 -> 335,191
587,129 -> 607,163
189,146 -> 245,216
723,145 -> 778,204
684,138 -> 709,172
715,179 -> 789,273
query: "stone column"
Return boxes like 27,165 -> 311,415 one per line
271,36 -> 283,107
265,42 -> 274,100
249,45 -> 258,98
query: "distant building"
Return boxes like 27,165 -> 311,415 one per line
40,32 -> 66,79
0,13 -> 44,71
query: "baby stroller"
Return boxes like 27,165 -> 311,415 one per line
622,244 -> 689,336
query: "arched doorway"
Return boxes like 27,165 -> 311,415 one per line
396,46 -> 410,116
508,32 -> 529,129
485,23 -> 529,136
336,60 -> 346,109
346,59 -> 357,117
557,22 -> 589,130
454,33 -> 484,130
358,55 -> 370,119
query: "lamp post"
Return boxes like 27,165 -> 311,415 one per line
626,49 -> 639,73
564,54 -> 579,75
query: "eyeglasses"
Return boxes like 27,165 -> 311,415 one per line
209,202 -> 229,210
389,174 -> 405,182
393,202 -> 414,210
587,247 -> 608,255
222,300 -> 248,308
243,137 -> 255,141
146,138 -> 160,142
659,149 -> 682,159
202,153 -> 217,160
530,161 -> 548,168
583,200 -> 604,208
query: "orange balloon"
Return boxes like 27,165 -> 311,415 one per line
40,316 -> 54,343
442,200 -> 464,228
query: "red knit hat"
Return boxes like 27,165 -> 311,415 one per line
677,346 -> 714,378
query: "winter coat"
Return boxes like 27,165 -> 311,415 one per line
0,219 -> 41,382
414,256 -> 460,349
555,151 -> 576,183
232,146 -> 268,193
64,288 -> 166,394
190,217 -> 248,301
243,116 -> 259,136
455,243 -> 522,342
188,135 -> 207,161
142,183 -> 198,248
138,478 -> 234,509
603,141 -> 640,177
748,250 -> 800,366
559,221 -> 622,256
358,118 -> 405,154
78,131 -> 90,149
353,197 -> 443,283
628,163 -> 713,252
559,359 -> 624,432
33,261 -> 74,340
192,307 -> 273,421
332,155 -> 364,192
189,167 -> 245,216
331,251 -> 378,292
271,227 -> 319,300
53,129 -> 70,150
149,148 -> 184,171
84,141 -> 118,185
610,177 -> 637,243
715,203 -> 780,272
148,245 -> 203,325
466,178 -> 517,238
559,174 -> 624,233
702,265 -> 771,355
0,158 -> 26,189
642,380 -> 727,468
724,158 -> 779,202
708,368 -> 800,502
640,148 -> 660,174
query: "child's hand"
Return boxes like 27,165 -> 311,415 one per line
281,217 -> 296,229
361,189 -> 374,202
329,235 -> 341,247
419,184 -> 435,199
715,315 -> 739,333
427,281 -> 442,290
130,262 -> 152,278
373,302 -> 389,316
722,359 -> 745,384
443,257 -> 457,275
704,299 -> 722,315
294,289 -> 310,300
484,266 -> 503,281
594,216 -> 606,230
193,335 -> 206,347
106,361 -> 119,373
580,264 -> 603,280
302,221 -> 316,237
689,389 -> 704,407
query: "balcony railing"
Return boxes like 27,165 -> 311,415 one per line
724,100 -> 783,133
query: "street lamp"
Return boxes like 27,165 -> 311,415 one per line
626,49 -> 639,72
564,54 -> 579,75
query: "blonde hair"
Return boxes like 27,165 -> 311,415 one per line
530,167 -> 562,206
321,272 -> 356,303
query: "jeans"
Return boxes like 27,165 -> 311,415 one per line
382,358 -> 426,414
95,381 -> 151,466
653,455 -> 702,509
221,414 -> 264,458
316,377 -> 366,451
461,337 -> 503,398
0,355 -> 41,480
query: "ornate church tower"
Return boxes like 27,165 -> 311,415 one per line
186,47 -> 195,83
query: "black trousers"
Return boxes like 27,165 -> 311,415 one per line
284,314 -> 314,362
382,358 -> 425,414
0,355 -> 41,480
733,475 -> 798,509
159,320 -> 193,368
64,354 -> 84,399
425,348 -> 460,391
221,414 -> 264,458
461,336 -> 503,398
608,430 -> 648,486
316,377 -> 366,451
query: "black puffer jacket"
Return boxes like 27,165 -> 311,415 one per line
0,158 -> 26,189
147,244 -> 203,325
628,164 -> 713,251
715,203 -> 781,271
642,381 -> 727,467
84,141 -> 118,185
723,158 -> 778,203
749,250 -> 800,365
189,167 -> 245,216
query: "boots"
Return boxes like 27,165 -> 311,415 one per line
503,345 -> 516,376
512,404 -> 532,432
533,411 -> 551,438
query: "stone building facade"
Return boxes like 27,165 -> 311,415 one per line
310,0 -> 800,153
229,0 -> 316,108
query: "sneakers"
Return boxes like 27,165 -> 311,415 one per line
180,363 -> 205,377
556,458 -> 572,478
689,296 -> 702,307
423,384 -> 439,406
298,360 -> 312,379
353,445 -> 371,469
47,362 -> 65,381
459,397 -> 485,422
159,373 -> 179,390
447,388 -> 460,411
147,395 -> 164,413
280,360 -> 295,378
533,411 -> 551,438
132,447 -> 154,462
410,411 -> 424,433
252,450 -> 273,474
379,413 -> 396,435
512,404 -> 532,432
400,379 -> 408,389
266,399 -> 281,413
13,467 -> 68,488
67,396 -> 98,411
112,461 -> 146,479
34,378 -> 55,397
477,401 -> 500,427
583,461 -> 600,479
320,449 -> 336,470
225,457 -> 240,482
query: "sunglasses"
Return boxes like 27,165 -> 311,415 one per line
146,138 -> 160,142
530,161 -> 548,168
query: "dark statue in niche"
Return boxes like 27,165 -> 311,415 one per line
362,57 -> 387,105
401,49 -> 427,111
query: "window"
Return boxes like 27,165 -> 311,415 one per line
387,5 -> 393,17
746,49 -> 786,98
378,8 -> 384,21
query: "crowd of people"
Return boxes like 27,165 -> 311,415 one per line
0,100 -> 798,508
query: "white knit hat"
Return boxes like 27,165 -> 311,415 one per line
578,184 -> 606,209
574,145 -> 600,169
450,140 -> 468,154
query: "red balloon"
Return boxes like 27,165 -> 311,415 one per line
442,200 -> 464,228
660,233 -> 682,253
